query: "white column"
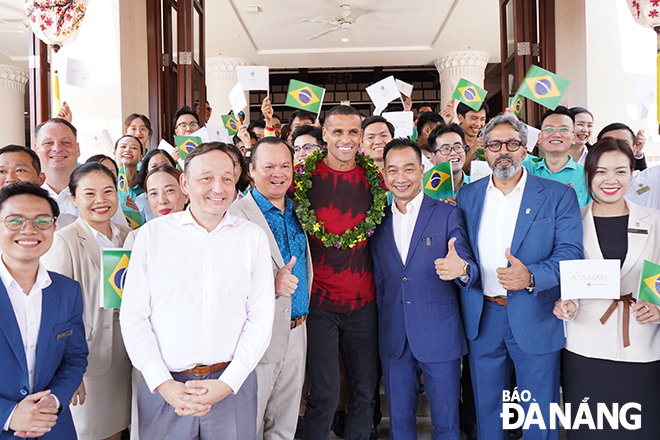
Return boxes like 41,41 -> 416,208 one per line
434,51 -> 490,110
206,57 -> 252,126
0,64 -> 28,146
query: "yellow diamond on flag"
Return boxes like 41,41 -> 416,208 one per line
424,170 -> 451,191
524,76 -> 561,100
108,254 -> 130,298
458,86 -> 481,103
291,86 -> 321,108
644,273 -> 660,301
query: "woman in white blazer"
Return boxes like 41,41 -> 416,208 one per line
554,138 -> 660,439
43,162 -> 134,440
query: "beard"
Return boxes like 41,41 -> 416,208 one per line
487,154 -> 523,180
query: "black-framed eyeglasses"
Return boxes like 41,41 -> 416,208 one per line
432,144 -> 469,156
176,122 -> 199,130
0,214 -> 56,231
485,140 -> 524,152
294,143 -> 321,153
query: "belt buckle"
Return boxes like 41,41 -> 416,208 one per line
191,364 -> 207,377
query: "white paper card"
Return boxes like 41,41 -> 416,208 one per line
66,58 -> 95,88
206,123 -> 231,143
396,79 -> 413,97
366,76 -> 401,110
229,83 -> 248,118
382,111 -> 414,139
81,130 -> 113,153
236,65 -> 269,92
525,124 -> 541,152
634,81 -> 654,108
560,259 -> 620,301
157,139 -> 175,156
470,161 -> 492,182
190,126 -> 210,143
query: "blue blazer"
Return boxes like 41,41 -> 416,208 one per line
0,272 -> 88,439
371,195 -> 477,363
456,173 -> 583,355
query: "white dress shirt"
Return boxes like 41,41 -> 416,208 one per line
83,218 -> 121,249
42,183 -> 126,228
391,189 -> 424,264
626,167 -> 660,210
477,169 -> 528,297
1,261 -> 54,431
120,208 -> 275,394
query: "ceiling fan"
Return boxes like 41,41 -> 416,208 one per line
302,4 -> 393,41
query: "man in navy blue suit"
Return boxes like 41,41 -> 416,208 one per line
371,138 -> 476,439
0,182 -> 87,439
456,115 -> 583,440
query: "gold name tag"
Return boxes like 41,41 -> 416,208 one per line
637,186 -> 650,195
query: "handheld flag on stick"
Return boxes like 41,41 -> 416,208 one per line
422,162 -> 453,198
101,249 -> 131,309
117,166 -> 128,201
638,259 -> 660,306
53,70 -> 60,114
286,79 -> 325,114
515,65 -> 570,110
510,95 -> 524,116
174,135 -> 202,160
451,78 -> 487,112
221,115 -> 239,136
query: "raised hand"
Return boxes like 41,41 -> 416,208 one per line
434,237 -> 466,281
496,248 -> 532,291
275,256 -> 299,297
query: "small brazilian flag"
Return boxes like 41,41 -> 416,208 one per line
122,206 -> 143,230
515,65 -> 570,110
174,135 -> 202,160
510,95 -> 524,116
451,78 -> 487,112
222,115 -> 239,136
117,166 -> 128,201
638,260 -> 660,306
476,148 -> 486,161
285,79 -> 325,114
102,249 -> 131,309
422,161 -> 453,198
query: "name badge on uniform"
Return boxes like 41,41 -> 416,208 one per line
56,329 -> 73,340
637,185 -> 650,195
627,228 -> 648,235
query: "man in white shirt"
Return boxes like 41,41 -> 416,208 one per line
0,182 -> 87,439
120,142 -> 275,440
456,115 -> 583,440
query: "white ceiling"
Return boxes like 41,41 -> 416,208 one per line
207,0 -> 501,67
0,0 -> 501,69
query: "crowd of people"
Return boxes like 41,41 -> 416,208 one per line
1,91 -> 659,440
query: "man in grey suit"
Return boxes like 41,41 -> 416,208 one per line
229,137 -> 313,440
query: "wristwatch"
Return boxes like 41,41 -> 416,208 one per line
526,272 -> 535,293
462,260 -> 470,278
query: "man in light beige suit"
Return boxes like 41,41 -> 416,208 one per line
229,137 -> 313,440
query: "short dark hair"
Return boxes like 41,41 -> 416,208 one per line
35,118 -> 78,140
136,149 -> 177,190
383,138 -> 423,166
69,162 -> 118,197
569,107 -> 593,121
416,103 -> 435,113
0,182 -> 59,219
324,105 -> 361,124
288,110 -> 316,126
251,137 -> 294,166
0,145 -> 42,174
173,105 -> 200,129
416,112 -> 445,135
291,125 -> 324,146
114,134 -> 144,154
540,105 -> 574,125
427,124 -> 466,152
597,122 -> 636,146
584,137 -> 635,200
249,119 -> 266,131
144,165 -> 182,190
362,116 -> 395,137
85,154 -> 119,176
457,101 -> 490,118
124,114 -> 153,138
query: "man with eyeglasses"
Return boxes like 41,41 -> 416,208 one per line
0,182 -> 87,439
173,105 -> 201,138
291,125 -> 323,165
455,114 -> 583,440
523,106 -> 591,208
428,124 -> 471,204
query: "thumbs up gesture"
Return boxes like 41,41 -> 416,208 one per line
496,248 -> 532,291
434,237 -> 467,281
275,256 -> 299,297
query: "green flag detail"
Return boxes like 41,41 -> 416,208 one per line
285,79 -> 325,114
174,135 -> 202,160
422,162 -> 453,198
451,78 -> 487,112
222,115 -> 239,136
515,65 -> 570,110
102,249 -> 131,309
117,166 -> 128,201
123,206 -> 143,230
638,259 -> 660,306
510,95 -> 524,116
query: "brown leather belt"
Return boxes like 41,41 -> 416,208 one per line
180,362 -> 230,377
599,293 -> 635,348
291,314 -> 307,329
485,296 -> 508,306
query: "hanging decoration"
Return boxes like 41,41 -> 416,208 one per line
23,0 -> 90,52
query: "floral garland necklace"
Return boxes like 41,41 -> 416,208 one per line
293,147 -> 387,249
